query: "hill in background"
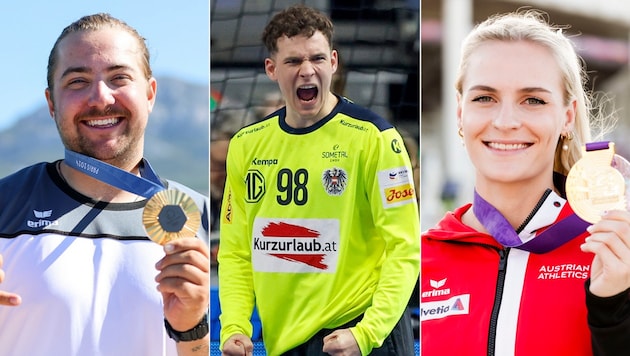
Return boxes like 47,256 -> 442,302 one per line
0,76 -> 209,194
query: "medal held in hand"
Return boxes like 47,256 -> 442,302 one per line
566,141 -> 630,223
143,189 -> 201,245
64,149 -> 201,245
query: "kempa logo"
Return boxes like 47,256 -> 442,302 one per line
251,157 -> 278,166
390,138 -> 402,153
27,209 -> 59,228
422,278 -> 451,298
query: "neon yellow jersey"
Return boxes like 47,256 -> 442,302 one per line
218,97 -> 420,355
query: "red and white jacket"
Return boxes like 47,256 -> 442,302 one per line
422,198 -> 598,356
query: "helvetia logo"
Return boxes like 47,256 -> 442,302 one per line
420,294 -> 470,321
452,298 -> 465,311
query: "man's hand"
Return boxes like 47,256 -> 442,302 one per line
322,328 -> 361,356
0,253 -> 21,306
155,238 -> 210,331
582,210 -> 630,297
222,334 -> 253,356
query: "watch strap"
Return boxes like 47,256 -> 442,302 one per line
164,313 -> 209,342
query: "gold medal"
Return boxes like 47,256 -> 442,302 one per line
566,142 -> 627,223
142,189 -> 201,245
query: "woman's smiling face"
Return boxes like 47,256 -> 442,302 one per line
458,40 -> 575,188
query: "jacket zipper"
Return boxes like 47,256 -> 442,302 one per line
487,247 -> 509,356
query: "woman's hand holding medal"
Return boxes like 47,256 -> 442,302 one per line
581,210 -> 630,297
567,142 -> 630,297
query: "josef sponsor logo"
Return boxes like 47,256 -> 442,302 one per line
385,184 -> 415,204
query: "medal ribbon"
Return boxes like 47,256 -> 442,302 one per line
473,189 -> 589,254
64,149 -> 165,198
586,141 -> 610,151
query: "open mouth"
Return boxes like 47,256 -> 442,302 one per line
297,85 -> 318,102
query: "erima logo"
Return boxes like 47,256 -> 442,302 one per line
34,210 -> 52,218
431,278 -> 446,288
27,210 -> 59,228
422,278 -> 451,298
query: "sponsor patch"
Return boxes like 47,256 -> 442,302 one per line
420,294 -> 470,321
252,218 -> 340,273
222,188 -> 232,225
390,138 -> 402,153
245,169 -> 266,203
377,167 -> 415,208
321,144 -> 349,163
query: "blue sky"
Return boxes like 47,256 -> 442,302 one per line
0,1 -> 208,130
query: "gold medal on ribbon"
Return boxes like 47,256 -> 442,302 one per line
566,142 -> 628,223
142,189 -> 201,245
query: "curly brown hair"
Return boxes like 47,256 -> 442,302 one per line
261,4 -> 334,55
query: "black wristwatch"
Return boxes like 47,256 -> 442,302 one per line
164,313 -> 209,342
